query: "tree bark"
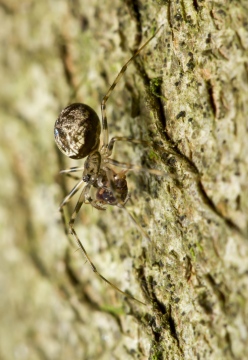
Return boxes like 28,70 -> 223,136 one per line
0,0 -> 248,359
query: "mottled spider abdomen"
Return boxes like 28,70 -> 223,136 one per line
54,103 -> 101,159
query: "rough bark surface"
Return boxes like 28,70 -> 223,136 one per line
0,0 -> 248,359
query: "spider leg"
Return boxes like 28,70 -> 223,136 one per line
68,184 -> 90,229
107,136 -> 150,156
59,205 -> 68,236
117,203 -> 151,243
70,227 -> 146,305
60,166 -> 85,174
88,200 -> 107,210
67,184 -> 146,305
101,25 -> 163,147
59,179 -> 85,209
106,158 -> 169,177
82,181 -> 107,210
58,180 -> 84,237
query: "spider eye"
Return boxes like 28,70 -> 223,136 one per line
54,103 -> 101,159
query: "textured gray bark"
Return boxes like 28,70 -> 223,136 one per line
0,0 -> 248,359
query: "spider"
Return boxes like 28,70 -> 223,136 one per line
54,25 -> 165,305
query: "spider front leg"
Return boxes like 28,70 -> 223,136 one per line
101,25 -> 163,147
107,136 -> 150,156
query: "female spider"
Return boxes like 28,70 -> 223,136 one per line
54,25 -> 165,305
